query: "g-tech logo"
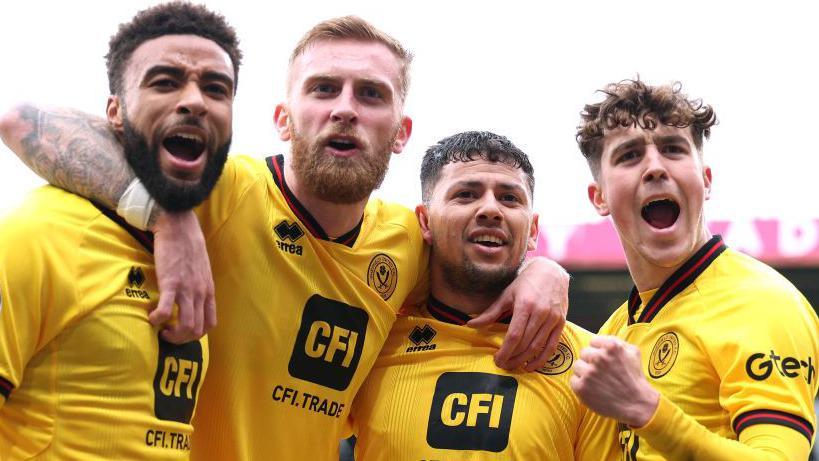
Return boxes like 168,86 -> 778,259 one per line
288,295 -> 369,391
746,350 -> 814,384
426,372 -> 517,453
274,220 -> 304,256
153,337 -> 204,423
407,324 -> 437,352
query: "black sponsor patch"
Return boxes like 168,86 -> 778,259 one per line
288,295 -> 368,391
153,337 -> 204,423
426,372 -> 517,452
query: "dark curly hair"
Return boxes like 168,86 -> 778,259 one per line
106,2 -> 242,95
576,79 -> 717,177
420,131 -> 534,204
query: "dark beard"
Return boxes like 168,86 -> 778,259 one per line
289,123 -> 395,204
437,253 -> 522,300
121,116 -> 230,212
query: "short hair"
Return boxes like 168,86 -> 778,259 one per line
106,2 -> 242,95
576,79 -> 717,177
289,16 -> 412,102
420,131 -> 535,204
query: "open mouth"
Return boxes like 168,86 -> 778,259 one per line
469,235 -> 506,248
641,199 -> 680,229
163,133 -> 205,161
327,137 -> 358,152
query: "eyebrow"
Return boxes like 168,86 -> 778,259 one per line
450,180 -> 528,195
141,65 -> 235,89
612,134 -> 690,154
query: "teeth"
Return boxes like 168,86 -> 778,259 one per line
472,235 -> 503,245
175,133 -> 203,143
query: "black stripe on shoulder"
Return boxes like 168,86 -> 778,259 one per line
0,376 -> 13,399
91,201 -> 154,253
733,409 -> 814,443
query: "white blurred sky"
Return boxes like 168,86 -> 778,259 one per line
1,0 -> 817,226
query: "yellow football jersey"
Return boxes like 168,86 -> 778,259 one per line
190,155 -> 427,460
0,186 -> 208,460
600,236 -> 819,460
352,297 -> 619,460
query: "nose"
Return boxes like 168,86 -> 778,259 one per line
176,82 -> 207,117
330,87 -> 358,125
475,194 -> 503,225
642,145 -> 668,184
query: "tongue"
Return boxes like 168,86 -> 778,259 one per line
643,203 -> 677,229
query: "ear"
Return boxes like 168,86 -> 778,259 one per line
415,203 -> 433,245
703,165 -> 712,201
274,103 -> 291,141
391,116 -> 413,154
106,95 -> 124,130
588,181 -> 610,216
526,213 -> 539,252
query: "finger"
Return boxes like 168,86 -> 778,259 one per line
148,290 -> 175,326
192,289 -> 205,340
523,319 -> 565,372
572,358 -> 591,377
589,334 -> 619,348
468,291 -> 511,327
494,309 -> 529,369
506,319 -> 552,371
164,296 -> 194,344
507,302 -> 548,360
203,294 -> 217,333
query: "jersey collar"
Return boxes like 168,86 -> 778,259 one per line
266,155 -> 363,248
627,235 -> 726,325
92,201 -> 154,253
426,295 -> 511,326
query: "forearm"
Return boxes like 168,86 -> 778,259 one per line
0,103 -> 132,210
635,395 -> 810,460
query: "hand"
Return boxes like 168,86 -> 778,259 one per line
570,336 -> 659,427
469,257 -> 569,371
148,211 -> 216,343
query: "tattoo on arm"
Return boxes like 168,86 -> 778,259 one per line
15,104 -> 133,210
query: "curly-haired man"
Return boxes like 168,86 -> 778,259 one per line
0,3 -> 240,459
570,79 -> 819,460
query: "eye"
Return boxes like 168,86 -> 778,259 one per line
616,150 -> 640,164
204,83 -> 230,98
662,144 -> 687,154
359,86 -> 383,100
453,190 -> 477,200
312,82 -> 338,96
151,78 -> 178,90
500,193 -> 521,204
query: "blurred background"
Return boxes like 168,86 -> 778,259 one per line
2,0 -> 817,458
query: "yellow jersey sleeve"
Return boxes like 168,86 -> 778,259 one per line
0,193 -> 82,404
636,394 -> 810,460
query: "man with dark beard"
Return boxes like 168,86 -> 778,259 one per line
0,16 -> 569,460
351,132 -> 618,460
0,3 -> 240,459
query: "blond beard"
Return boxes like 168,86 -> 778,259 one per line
289,122 -> 398,204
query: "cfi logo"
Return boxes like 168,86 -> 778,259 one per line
536,341 -> 573,376
367,253 -> 397,301
648,332 -> 679,378
125,266 -> 150,300
274,220 -> 304,256
407,324 -> 437,353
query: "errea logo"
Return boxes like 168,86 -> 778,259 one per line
274,220 -> 304,256
406,324 -> 437,353
125,267 -> 150,300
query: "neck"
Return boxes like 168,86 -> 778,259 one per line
284,160 -> 369,238
428,265 -> 497,315
625,228 -> 712,292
